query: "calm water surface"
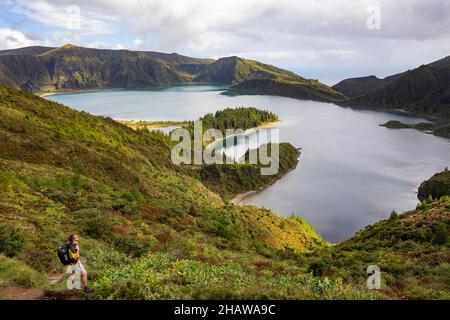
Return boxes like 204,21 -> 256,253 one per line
48,85 -> 450,242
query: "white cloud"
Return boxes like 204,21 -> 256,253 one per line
238,50 -> 360,62
86,41 -> 125,50
11,0 -> 116,35
63,0 -> 450,49
5,0 -> 450,53
0,28 -> 50,49
1,0 -> 449,82
86,41 -> 110,49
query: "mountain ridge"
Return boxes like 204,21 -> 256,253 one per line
0,44 -> 345,103
2,44 -> 449,116
333,56 -> 450,117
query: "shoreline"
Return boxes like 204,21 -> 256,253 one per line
230,190 -> 259,205
36,83 -> 230,98
230,148 -> 300,206
37,88 -> 112,97
256,121 -> 280,129
117,120 -> 188,130
205,120 -> 281,150
119,120 -> 279,132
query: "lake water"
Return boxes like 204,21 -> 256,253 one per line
48,85 -> 450,242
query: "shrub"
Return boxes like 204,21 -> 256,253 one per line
188,205 -> 197,216
113,236 -> 151,258
73,209 -> 114,240
308,260 -> 327,277
112,195 -> 139,216
0,224 -> 25,257
432,223 -> 449,245
71,173 -> 82,190
213,213 -> 237,241
0,254 -> 46,289
105,279 -> 147,300
82,244 -> 130,280
389,210 -> 399,221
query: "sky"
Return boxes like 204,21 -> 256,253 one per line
0,0 -> 449,85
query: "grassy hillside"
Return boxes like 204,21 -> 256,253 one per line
0,85 -> 448,300
91,195 -> 449,300
0,45 -> 191,92
0,85 -> 334,299
41,45 -> 190,89
332,197 -> 450,299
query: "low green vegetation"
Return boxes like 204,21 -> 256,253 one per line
0,254 -> 46,289
0,85 -> 448,300
0,223 -> 25,257
331,195 -> 450,299
93,252 -> 379,300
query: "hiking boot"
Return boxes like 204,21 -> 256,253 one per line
84,286 -> 94,293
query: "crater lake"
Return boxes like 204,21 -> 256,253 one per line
48,85 -> 450,242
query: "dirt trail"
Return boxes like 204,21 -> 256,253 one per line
0,273 -> 66,300
0,287 -> 45,300
48,273 -> 65,285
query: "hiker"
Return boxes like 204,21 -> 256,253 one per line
67,234 -> 93,293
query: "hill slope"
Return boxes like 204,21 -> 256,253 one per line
332,196 -> 449,299
334,56 -> 450,117
196,56 -> 346,102
0,46 -> 55,56
194,56 -> 304,84
0,45 -> 197,92
144,51 -> 214,78
332,74 -> 401,98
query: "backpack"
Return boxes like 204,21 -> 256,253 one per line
57,243 -> 71,265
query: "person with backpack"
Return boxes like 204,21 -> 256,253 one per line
58,234 -> 93,293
